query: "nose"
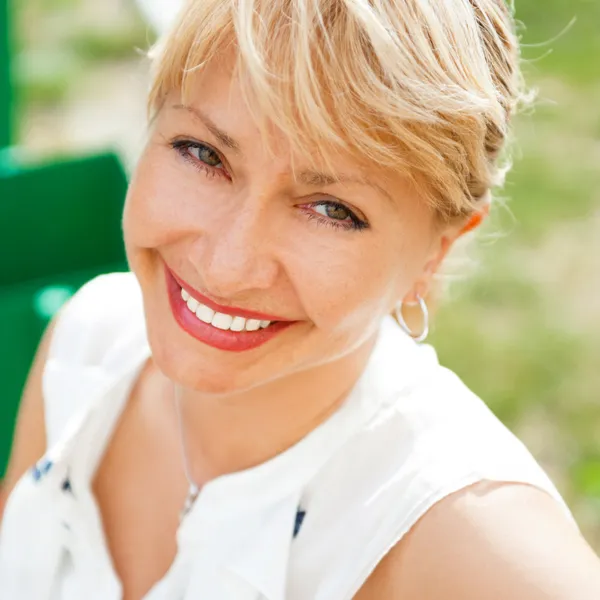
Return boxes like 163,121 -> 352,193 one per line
187,203 -> 280,300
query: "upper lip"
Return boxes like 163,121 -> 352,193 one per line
168,267 -> 292,322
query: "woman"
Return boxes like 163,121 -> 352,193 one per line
1,0 -> 599,598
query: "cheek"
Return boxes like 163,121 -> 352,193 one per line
288,222 -> 433,333
286,239 -> 395,329
124,145 -> 220,261
124,148 -> 187,246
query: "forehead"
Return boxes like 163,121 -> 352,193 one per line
179,60 -> 285,154
168,61 -> 416,199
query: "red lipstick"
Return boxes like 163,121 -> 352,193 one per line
164,265 -> 297,352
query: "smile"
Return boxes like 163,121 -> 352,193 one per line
181,288 -> 271,331
180,287 -> 273,332
164,264 -> 296,352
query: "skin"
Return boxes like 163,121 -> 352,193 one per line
13,56 -> 600,600
104,58 -> 467,596
121,58 -> 466,483
356,480 -> 600,599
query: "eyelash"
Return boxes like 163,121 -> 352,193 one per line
304,203 -> 369,232
171,139 -> 225,180
170,139 -> 370,232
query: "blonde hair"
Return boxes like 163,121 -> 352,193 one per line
148,0 -> 525,222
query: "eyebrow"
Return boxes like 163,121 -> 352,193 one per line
296,170 -> 368,189
172,103 -> 393,203
302,172 -> 396,209
173,103 -> 241,153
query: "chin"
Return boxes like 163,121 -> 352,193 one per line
144,318 -> 274,397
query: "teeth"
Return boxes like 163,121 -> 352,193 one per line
230,316 -> 246,331
195,304 -> 214,324
186,297 -> 199,312
180,287 -> 272,332
211,312 -> 233,330
245,319 -> 261,331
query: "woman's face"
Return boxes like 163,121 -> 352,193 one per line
123,61 -> 451,395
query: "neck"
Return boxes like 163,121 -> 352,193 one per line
165,331 -> 379,483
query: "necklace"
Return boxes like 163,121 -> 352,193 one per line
174,384 -> 201,522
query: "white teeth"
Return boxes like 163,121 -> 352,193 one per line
186,297 -> 199,312
195,304 -> 214,324
245,319 -> 261,331
211,312 -> 233,330
230,316 -> 247,331
181,287 -> 272,332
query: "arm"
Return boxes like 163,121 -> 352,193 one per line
0,310 -> 63,521
355,480 -> 600,599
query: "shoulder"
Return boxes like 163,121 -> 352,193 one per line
332,348 -> 570,509
355,480 -> 600,600
300,340 -> 584,596
41,271 -> 146,446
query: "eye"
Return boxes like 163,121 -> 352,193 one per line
304,200 -> 369,232
170,139 -> 227,178
187,143 -> 222,168
314,202 -> 351,221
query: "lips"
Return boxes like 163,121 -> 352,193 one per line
164,264 -> 297,352
168,268 -> 291,323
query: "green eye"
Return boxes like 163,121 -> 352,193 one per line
309,200 -> 369,232
188,144 -> 223,168
322,204 -> 351,221
171,139 -> 227,179
313,201 -> 354,224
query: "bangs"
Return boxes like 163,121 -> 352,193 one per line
148,0 -> 521,218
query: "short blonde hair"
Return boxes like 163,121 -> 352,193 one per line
148,0 -> 525,221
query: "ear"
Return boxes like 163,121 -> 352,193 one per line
458,203 -> 489,235
403,206 -> 489,303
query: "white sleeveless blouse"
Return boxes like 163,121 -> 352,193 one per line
0,272 -> 578,599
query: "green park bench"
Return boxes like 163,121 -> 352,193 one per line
0,1 -> 129,477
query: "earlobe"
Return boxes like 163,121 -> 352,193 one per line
403,237 -> 450,304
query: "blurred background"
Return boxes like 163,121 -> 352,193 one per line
1,0 -> 599,549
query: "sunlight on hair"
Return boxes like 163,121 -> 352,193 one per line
148,0 -> 527,222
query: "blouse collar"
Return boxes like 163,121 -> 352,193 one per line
177,315 -> 424,599
40,314 -> 422,600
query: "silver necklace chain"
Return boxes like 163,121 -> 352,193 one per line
173,384 -> 201,521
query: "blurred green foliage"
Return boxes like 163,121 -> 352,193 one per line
515,0 -> 600,85
15,0 -> 155,108
432,0 -> 600,546
67,19 -> 152,62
